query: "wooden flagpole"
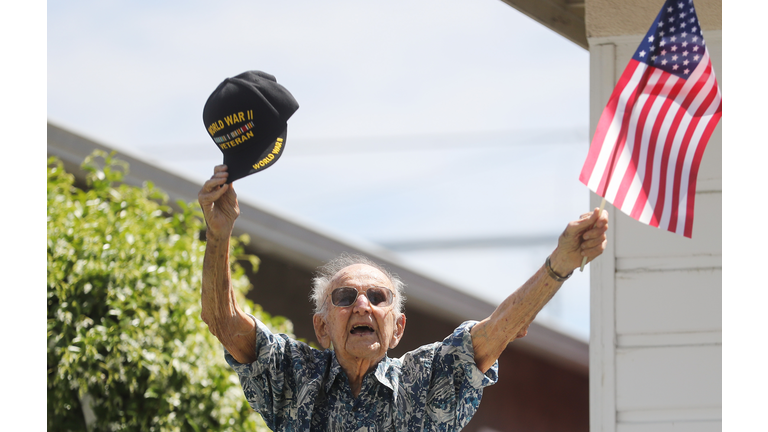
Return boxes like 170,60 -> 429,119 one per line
580,197 -> 606,272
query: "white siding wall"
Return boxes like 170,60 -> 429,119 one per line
588,32 -> 723,432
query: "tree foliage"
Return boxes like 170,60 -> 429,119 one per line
47,151 -> 292,431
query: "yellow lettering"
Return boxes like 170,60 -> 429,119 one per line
272,137 -> 284,154
252,153 -> 275,169
208,120 -> 225,136
238,112 -> 245,122
218,130 -> 255,150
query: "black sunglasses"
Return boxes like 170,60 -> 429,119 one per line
330,286 -> 394,307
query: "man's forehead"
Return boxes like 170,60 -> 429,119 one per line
330,264 -> 392,288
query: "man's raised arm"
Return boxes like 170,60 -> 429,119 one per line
199,165 -> 258,364
470,208 -> 609,373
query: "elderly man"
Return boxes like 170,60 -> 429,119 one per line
199,165 -> 608,431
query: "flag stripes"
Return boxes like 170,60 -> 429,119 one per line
579,0 -> 722,238
580,50 -> 721,238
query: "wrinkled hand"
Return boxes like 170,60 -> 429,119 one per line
550,208 -> 609,275
198,165 -> 239,240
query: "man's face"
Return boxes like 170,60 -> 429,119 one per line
313,264 -> 405,363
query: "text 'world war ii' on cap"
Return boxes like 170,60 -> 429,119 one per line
203,70 -> 299,183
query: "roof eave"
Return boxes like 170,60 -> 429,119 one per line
499,0 -> 587,49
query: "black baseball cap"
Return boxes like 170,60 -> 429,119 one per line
203,71 -> 299,183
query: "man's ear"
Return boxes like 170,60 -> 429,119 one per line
313,314 -> 332,350
389,313 -> 406,349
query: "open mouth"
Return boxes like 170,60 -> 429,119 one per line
350,324 -> 375,335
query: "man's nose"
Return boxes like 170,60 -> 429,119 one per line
352,291 -> 372,312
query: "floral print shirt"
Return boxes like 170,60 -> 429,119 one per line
224,319 -> 498,431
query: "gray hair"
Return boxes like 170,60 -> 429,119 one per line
310,253 -> 406,316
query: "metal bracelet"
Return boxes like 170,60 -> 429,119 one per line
545,255 -> 573,282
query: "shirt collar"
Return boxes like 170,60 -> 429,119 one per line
373,355 -> 397,393
324,352 -> 398,396
324,350 -> 344,395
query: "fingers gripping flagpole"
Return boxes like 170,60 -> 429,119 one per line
580,198 -> 606,272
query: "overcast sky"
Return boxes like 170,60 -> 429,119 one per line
47,0 -> 589,147
46,0 -> 597,339
46,0 -> 592,243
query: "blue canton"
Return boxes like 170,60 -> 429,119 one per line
632,0 -> 708,79
224,319 -> 499,431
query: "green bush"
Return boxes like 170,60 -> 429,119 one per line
47,151 -> 292,432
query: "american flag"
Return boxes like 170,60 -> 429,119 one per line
579,0 -> 722,238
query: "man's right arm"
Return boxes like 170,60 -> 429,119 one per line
198,165 -> 258,364
469,208 -> 608,373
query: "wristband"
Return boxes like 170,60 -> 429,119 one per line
545,256 -> 573,282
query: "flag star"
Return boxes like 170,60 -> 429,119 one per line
671,36 -> 677,42
661,49 -> 667,56
668,6 -> 674,12
660,40 -> 666,46
680,21 -> 687,28
692,27 -> 698,33
669,17 -> 675,23
671,45 -> 678,52
678,2 -> 684,8
680,12 -> 686,18
651,55 -> 657,62
690,17 -> 695,23
648,35 -> 654,43
662,59 -> 668,65
683,50 -> 689,56
672,54 -> 679,61
670,26 -> 676,32
682,41 -> 688,47
673,64 -> 679,70
684,68 -> 690,74
660,30 -> 665,36
682,33 -> 688,39
639,50 -> 646,57
683,59 -> 689,65
693,54 -> 700,61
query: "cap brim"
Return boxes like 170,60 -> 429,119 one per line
223,127 -> 287,183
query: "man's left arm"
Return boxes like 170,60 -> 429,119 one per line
470,208 -> 609,373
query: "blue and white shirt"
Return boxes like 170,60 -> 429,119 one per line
224,319 -> 498,431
